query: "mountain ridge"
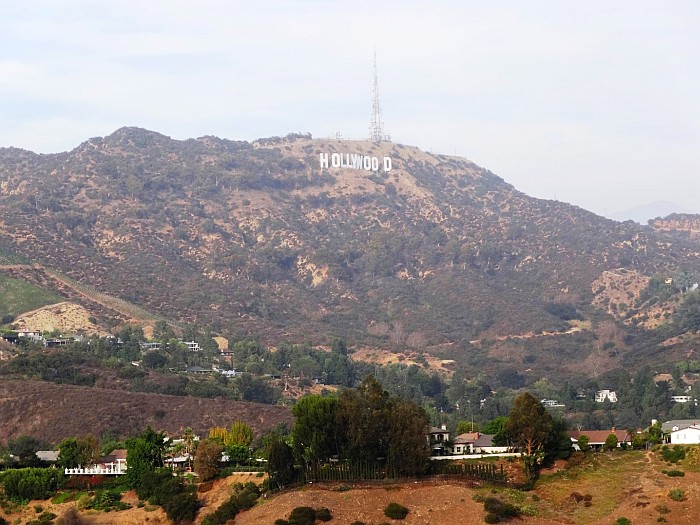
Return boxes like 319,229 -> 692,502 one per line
2,127 -> 700,379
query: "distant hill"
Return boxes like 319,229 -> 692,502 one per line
0,379 -> 292,444
2,128 -> 700,381
608,200 -> 693,224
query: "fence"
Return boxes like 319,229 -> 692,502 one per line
271,458 -> 506,490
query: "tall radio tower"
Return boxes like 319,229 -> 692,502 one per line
369,51 -> 390,142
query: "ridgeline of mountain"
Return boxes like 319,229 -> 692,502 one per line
2,127 -> 700,374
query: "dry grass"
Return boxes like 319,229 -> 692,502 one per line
0,379 -> 292,444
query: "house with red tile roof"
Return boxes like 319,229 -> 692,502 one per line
567,428 -> 634,450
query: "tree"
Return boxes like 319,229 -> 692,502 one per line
675,290 -> 700,332
456,420 -> 478,435
194,439 -> 223,482
577,435 -> 590,452
387,398 -> 430,476
291,395 -> 343,465
8,435 -> 43,466
338,376 -> 391,462
125,427 -> 169,489
182,427 -> 196,471
228,420 -> 254,448
603,433 -> 619,451
505,393 -> 554,476
142,350 -> 168,369
482,416 -> 509,446
57,435 -> 101,468
267,436 -> 297,489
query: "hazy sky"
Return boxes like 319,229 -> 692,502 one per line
2,1 -> 699,218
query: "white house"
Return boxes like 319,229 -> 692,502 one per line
670,425 -> 700,445
595,390 -> 618,403
670,396 -> 695,403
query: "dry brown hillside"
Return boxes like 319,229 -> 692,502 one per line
0,379 -> 292,443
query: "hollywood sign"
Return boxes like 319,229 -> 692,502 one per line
320,153 -> 393,172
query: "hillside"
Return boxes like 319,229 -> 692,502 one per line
0,379 -> 292,444
2,128 -> 700,378
2,450 -> 699,525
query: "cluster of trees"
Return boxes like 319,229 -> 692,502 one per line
267,376 -> 431,488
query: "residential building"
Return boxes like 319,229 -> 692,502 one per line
453,432 -> 509,454
595,390 -> 618,403
541,399 -> 565,408
661,419 -> 700,433
64,449 -> 127,475
670,396 -> 695,403
427,425 -> 450,456
568,428 -> 634,450
670,425 -> 700,445
182,341 -> 200,352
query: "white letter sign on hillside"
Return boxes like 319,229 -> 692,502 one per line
319,152 -> 393,173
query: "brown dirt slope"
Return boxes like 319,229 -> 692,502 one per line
0,379 -> 292,443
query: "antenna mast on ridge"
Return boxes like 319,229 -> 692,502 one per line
369,51 -> 390,142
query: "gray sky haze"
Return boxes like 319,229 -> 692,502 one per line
2,1 -> 699,219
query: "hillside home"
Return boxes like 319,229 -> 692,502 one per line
541,399 -> 565,408
44,338 -> 73,348
427,425 -> 450,456
595,390 -> 618,403
568,428 -> 633,450
35,450 -> 59,464
670,396 -> 695,403
453,432 -> 509,454
661,419 -> 700,433
183,340 -> 200,352
64,449 -> 127,475
670,425 -> 700,445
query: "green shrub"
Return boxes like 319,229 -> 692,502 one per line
274,520 -> 289,525
655,505 -> 670,514
89,489 -> 130,511
614,518 -> 631,525
37,512 -> 57,523
483,498 -> 520,518
384,502 -> 409,520
484,514 -> 500,524
665,469 -> 685,477
137,468 -> 182,505
201,482 -> 260,525
0,468 -> 63,501
657,517 -> 665,522
163,492 -> 200,524
288,506 -> 316,525
668,489 -> 686,502
315,507 -> 332,521
660,445 -> 685,463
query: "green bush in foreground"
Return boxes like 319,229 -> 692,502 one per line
384,502 -> 409,519
614,518 -> 631,525
482,497 -> 521,523
201,482 -> 260,525
668,489 -> 686,502
288,506 -> 316,525
163,492 -> 200,524
315,507 -> 332,521
0,468 -> 63,501
664,469 -> 685,477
